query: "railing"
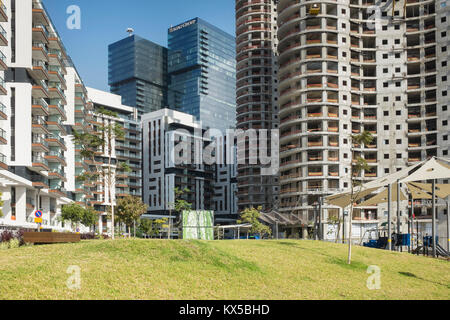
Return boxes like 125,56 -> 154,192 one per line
32,135 -> 48,147
33,24 -> 49,37
32,156 -> 48,166
0,24 -> 6,39
32,98 -> 49,111
0,101 -> 6,114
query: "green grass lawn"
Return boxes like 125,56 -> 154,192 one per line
0,239 -> 448,300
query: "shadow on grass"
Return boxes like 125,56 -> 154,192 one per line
398,271 -> 449,289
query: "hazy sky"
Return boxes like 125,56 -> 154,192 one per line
44,0 -> 236,91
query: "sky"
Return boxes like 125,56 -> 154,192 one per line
43,0 -> 236,91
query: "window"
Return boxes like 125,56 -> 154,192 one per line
382,26 -> 388,31
385,140 -> 389,145
396,82 -> 401,87
442,46 -> 447,52
443,76 -> 447,82
395,39 -> 400,44
383,68 -> 388,73
443,120 -> 448,126
395,67 -> 400,73
395,53 -> 400,58
385,169 -> 390,174
384,154 -> 389,159
396,110 -> 401,116
384,111 -> 389,116
395,25 -> 400,30
397,139 -> 402,145
396,125 -> 401,130
397,154 -> 402,159
443,105 -> 448,111
384,125 -> 389,130
383,54 -> 388,59
383,82 -> 389,88
396,96 -> 401,101
384,97 -> 389,102
343,80 -> 347,86
382,40 -> 388,45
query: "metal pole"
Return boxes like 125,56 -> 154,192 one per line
447,198 -> 450,252
432,179 -> 437,258
313,205 -> 318,240
318,198 -> 322,241
397,180 -> 401,252
168,206 -> 172,240
409,193 -> 413,253
388,184 -> 392,251
342,211 -> 345,244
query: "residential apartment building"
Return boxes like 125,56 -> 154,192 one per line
168,18 -> 237,132
276,0 -> 449,239
142,108 -> 238,221
85,88 -> 142,234
0,0 -> 142,234
235,0 -> 280,213
0,0 -> 86,231
108,35 -> 169,116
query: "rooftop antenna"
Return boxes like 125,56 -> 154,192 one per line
126,28 -> 134,37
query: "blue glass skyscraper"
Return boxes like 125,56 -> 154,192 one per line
168,18 -> 236,132
108,35 -> 168,115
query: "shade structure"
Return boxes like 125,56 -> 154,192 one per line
408,182 -> 450,200
357,184 -> 407,207
326,188 -> 379,209
400,158 -> 450,183
407,183 -> 433,200
363,161 -> 424,189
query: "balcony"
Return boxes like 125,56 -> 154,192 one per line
32,5 -> 49,26
48,169 -> 67,182
32,98 -> 49,116
32,117 -> 50,135
0,25 -> 6,46
32,156 -> 49,172
48,83 -> 66,102
48,102 -> 67,120
0,153 -> 7,170
0,76 -> 6,95
0,50 -> 6,71
0,2 -> 7,22
46,134 -> 66,151
48,33 -> 63,51
0,102 -> 7,120
0,127 -> 6,145
32,136 -> 49,153
32,80 -> 49,99
45,150 -> 66,166
32,24 -> 49,44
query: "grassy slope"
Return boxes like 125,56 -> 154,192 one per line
0,239 -> 448,300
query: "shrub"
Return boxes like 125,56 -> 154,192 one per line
8,239 -> 20,249
0,241 -> 8,250
0,230 -> 14,243
80,233 -> 96,240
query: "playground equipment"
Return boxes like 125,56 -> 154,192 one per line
413,236 -> 450,258
361,228 -> 411,251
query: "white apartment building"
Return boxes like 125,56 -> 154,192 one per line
276,0 -> 449,240
142,108 -> 238,220
0,0 -> 141,234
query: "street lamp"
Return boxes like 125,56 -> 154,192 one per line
34,186 -> 44,233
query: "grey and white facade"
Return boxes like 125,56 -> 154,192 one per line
142,108 -> 238,220
276,0 -> 449,240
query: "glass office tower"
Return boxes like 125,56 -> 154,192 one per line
108,35 -> 168,115
168,18 -> 236,132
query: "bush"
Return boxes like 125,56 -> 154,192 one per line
8,239 -> 20,249
0,230 -> 14,243
80,233 -> 96,240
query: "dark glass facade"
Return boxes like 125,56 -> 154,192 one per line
168,18 -> 236,132
108,35 -> 168,115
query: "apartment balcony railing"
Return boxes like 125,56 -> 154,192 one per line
0,101 -> 7,119
0,24 -> 7,46
0,152 -> 7,169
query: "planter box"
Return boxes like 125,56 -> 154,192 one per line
23,232 -> 81,244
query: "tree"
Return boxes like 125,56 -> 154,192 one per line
61,203 -> 85,229
347,131 -> 374,264
169,187 -> 192,239
138,219 -> 155,238
327,214 -> 342,243
115,195 -> 148,238
154,218 -> 169,239
237,206 -> 272,239
81,206 -> 97,230
73,108 -> 125,240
